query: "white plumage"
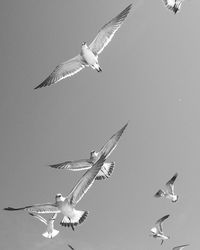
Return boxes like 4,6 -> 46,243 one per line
29,213 -> 59,239
35,4 -> 132,89
163,0 -> 185,14
150,215 -> 170,245
4,154 -> 107,230
49,122 -> 128,181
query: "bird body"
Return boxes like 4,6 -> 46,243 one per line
154,173 -> 178,202
81,43 -> 101,72
29,213 -> 59,239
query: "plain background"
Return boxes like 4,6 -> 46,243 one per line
0,0 -> 200,249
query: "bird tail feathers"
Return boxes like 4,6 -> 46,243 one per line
95,162 -> 115,180
42,229 -> 59,239
60,210 -> 88,228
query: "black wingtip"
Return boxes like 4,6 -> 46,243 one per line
167,173 -> 178,185
68,244 -> 75,250
122,3 -> 133,15
118,122 -> 129,136
154,189 -> 163,198
79,211 -> 89,224
34,83 -> 43,89
163,214 -> 170,220
3,207 -> 18,211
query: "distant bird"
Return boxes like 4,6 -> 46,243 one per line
4,153 -> 107,230
49,122 -> 128,180
29,213 -> 59,239
154,173 -> 178,202
173,244 -> 190,250
163,0 -> 185,14
68,244 -> 75,250
150,215 -> 170,245
34,4 -> 132,89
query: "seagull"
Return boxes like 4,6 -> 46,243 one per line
68,244 -> 75,250
150,215 -> 170,245
173,244 -> 190,250
34,4 -> 132,89
4,153 -> 107,230
154,173 -> 178,202
49,122 -> 128,180
163,0 -> 185,14
29,213 -> 59,239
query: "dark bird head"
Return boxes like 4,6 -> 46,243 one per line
81,42 -> 87,46
55,193 -> 63,202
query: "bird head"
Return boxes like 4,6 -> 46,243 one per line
81,42 -> 87,47
90,150 -> 98,159
55,193 -> 64,202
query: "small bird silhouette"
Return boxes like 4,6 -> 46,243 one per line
28,213 -> 59,238
172,244 -> 190,250
154,173 -> 178,202
150,215 -> 170,245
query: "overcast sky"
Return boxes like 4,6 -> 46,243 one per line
1,0 -> 200,250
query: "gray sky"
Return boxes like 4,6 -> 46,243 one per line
1,0 -> 200,249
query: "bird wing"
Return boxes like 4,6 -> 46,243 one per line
68,244 -> 75,250
97,122 -> 128,159
26,204 -> 60,214
163,0 -> 176,11
154,189 -> 165,198
156,214 -> 170,233
34,55 -> 85,89
28,213 -> 47,225
163,0 -> 175,8
89,4 -> 132,56
66,153 -> 107,205
4,203 -> 60,214
166,173 -> 178,194
173,244 -> 190,250
49,159 -> 92,171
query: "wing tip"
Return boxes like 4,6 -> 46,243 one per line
48,162 -> 69,169
3,207 -> 18,211
163,214 -> 170,220
34,84 -> 42,90
154,189 -> 163,198
167,172 -> 178,185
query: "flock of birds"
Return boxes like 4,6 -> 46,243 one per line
4,123 -> 128,238
3,0 -> 190,249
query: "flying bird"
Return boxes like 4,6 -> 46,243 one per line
34,4 -> 132,89
154,173 -> 178,202
4,153 -> 107,230
150,214 -> 170,245
173,244 -> 190,250
49,122 -> 128,180
163,0 -> 185,14
29,213 -> 59,239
